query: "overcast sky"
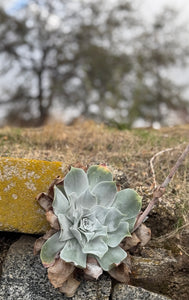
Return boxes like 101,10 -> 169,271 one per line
140,0 -> 189,23
1,0 -> 189,15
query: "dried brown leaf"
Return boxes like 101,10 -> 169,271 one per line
135,224 -> 151,247
48,176 -> 64,199
84,256 -> 103,280
36,192 -> 52,211
43,228 -> 57,240
33,237 -> 45,255
48,258 -> 75,288
33,229 -> 57,255
108,255 -> 131,283
121,233 -> 141,251
46,210 -> 60,230
59,273 -> 80,297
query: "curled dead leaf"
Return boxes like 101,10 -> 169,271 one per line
48,258 -> 75,288
33,237 -> 46,255
135,224 -> 151,247
33,229 -> 57,255
121,233 -> 141,251
43,228 -> 57,239
59,273 -> 80,297
108,255 -> 131,283
48,176 -> 64,199
36,192 -> 52,211
84,256 -> 103,280
46,210 -> 60,230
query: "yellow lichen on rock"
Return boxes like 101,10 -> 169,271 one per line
0,157 -> 63,234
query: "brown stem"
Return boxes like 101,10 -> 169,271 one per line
133,143 -> 189,232
161,143 -> 189,188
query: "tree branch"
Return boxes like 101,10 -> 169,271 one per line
133,143 -> 189,232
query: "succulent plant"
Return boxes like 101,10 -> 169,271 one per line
39,165 -> 142,272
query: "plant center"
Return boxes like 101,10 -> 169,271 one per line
81,217 -> 93,231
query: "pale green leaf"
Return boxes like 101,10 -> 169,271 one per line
87,165 -> 113,190
82,237 -> 108,259
70,227 -> 86,247
40,232 -> 65,265
124,216 -> 137,232
92,205 -> 109,224
78,215 -> 107,241
96,246 -> 127,271
66,193 -> 83,222
60,239 -> 87,268
56,184 -> 67,199
53,186 -> 70,216
92,181 -> 117,207
77,188 -> 97,209
104,207 -> 124,232
64,167 -> 88,197
58,214 -> 73,242
107,222 -> 131,247
112,189 -> 142,219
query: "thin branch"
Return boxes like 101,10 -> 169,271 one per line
133,143 -> 189,232
153,222 -> 189,243
161,143 -> 189,188
150,147 -> 176,188
177,245 -> 189,257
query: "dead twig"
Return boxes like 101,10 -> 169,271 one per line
153,222 -> 189,243
150,147 -> 176,188
177,245 -> 189,257
133,143 -> 189,232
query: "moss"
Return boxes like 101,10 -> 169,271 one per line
0,157 -> 63,234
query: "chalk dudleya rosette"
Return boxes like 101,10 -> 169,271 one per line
40,165 -> 142,272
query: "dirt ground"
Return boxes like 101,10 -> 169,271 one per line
0,120 -> 189,299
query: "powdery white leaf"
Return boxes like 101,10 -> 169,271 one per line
58,214 -> 73,242
92,181 -> 117,207
112,189 -> 142,219
53,186 -> 70,216
92,205 -> 109,224
60,239 -> 87,268
77,188 -> 97,209
87,165 -> 113,190
107,222 -> 131,248
40,232 -> 65,266
82,237 -> 108,258
96,246 -> 127,271
104,207 -> 124,232
64,167 -> 88,197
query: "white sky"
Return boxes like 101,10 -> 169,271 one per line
140,0 -> 189,22
1,0 -> 189,20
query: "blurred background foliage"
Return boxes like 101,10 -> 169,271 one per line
0,0 -> 189,128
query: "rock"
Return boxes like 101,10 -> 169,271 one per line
0,235 -> 112,300
0,157 -> 62,234
0,235 -> 175,300
112,284 -> 170,300
130,247 -> 177,294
